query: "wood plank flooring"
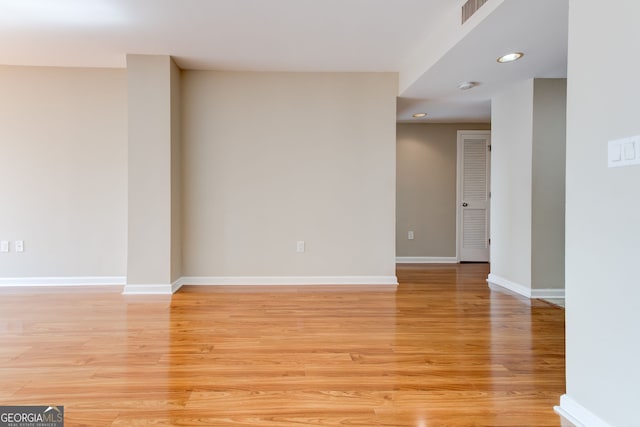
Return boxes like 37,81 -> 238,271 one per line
0,263 -> 566,426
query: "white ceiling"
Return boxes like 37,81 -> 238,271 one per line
0,0 -> 569,123
398,0 -> 569,123
0,0 -> 456,70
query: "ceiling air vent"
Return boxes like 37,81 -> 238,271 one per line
462,0 -> 488,24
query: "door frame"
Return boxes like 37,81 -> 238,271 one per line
456,130 -> 491,262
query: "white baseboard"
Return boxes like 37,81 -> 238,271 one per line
487,273 -> 531,298
487,274 -> 565,300
396,257 -> 458,264
0,276 -> 125,287
0,275 -> 396,294
122,277 -> 184,295
179,276 -> 399,286
124,276 -> 397,294
0,275 -> 397,294
122,284 -> 175,295
172,279 -> 184,294
532,288 -> 565,299
554,394 -> 612,427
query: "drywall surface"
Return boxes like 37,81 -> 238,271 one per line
531,78 -> 566,290
0,66 -> 127,278
170,58 -> 183,283
490,80 -> 534,288
182,71 -> 398,277
126,55 -> 173,285
563,0 -> 640,425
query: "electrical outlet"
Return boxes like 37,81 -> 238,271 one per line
15,240 -> 24,252
0,241 -> 8,252
296,241 -> 305,253
408,231 -> 414,240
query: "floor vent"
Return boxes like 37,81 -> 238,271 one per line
462,0 -> 489,24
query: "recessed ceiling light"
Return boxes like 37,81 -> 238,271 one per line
497,52 -> 524,63
412,113 -> 427,118
458,81 -> 478,90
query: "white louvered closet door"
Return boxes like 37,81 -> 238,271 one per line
458,131 -> 491,262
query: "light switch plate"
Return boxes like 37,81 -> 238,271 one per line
609,135 -> 640,168
624,141 -> 636,160
0,241 -> 8,252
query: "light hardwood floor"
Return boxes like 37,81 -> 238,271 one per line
0,263 -> 566,426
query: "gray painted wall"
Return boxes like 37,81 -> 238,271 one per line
170,58 -> 183,283
396,123 -> 490,258
532,79 -> 566,291
181,71 -> 398,277
0,67 -> 397,283
490,78 -> 566,293
126,55 -> 173,286
0,66 -> 127,278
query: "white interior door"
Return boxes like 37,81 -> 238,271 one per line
457,131 -> 491,262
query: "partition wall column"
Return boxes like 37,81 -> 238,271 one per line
125,54 -> 182,294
